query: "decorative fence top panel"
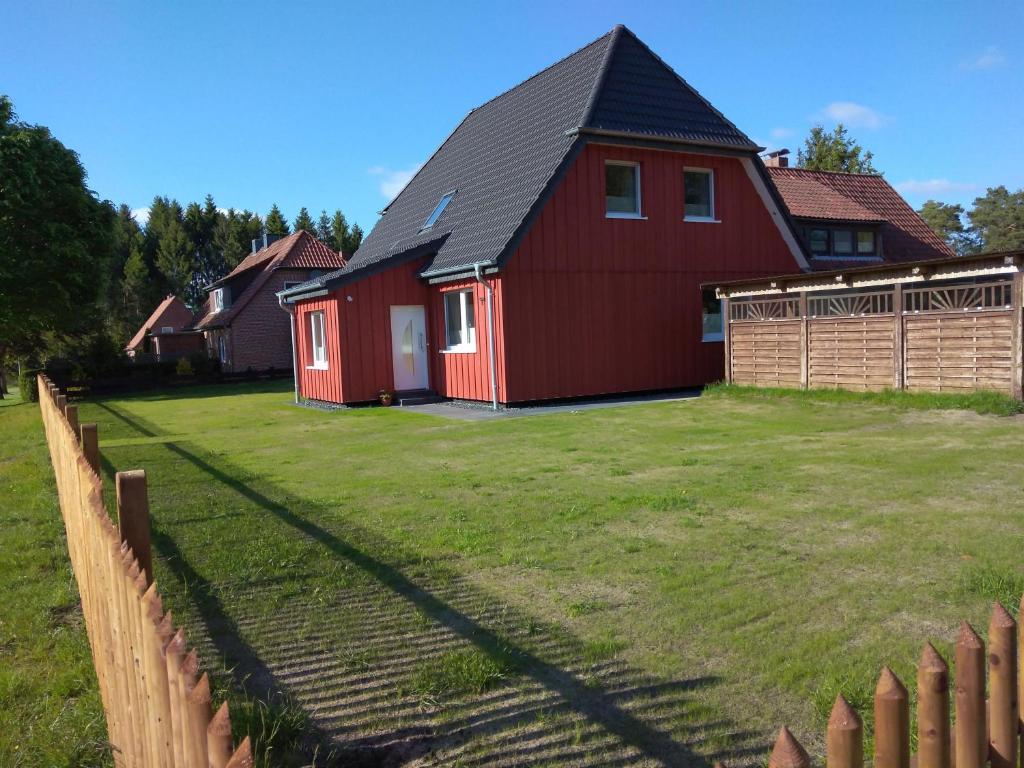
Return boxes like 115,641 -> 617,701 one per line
729,297 -> 800,322
903,280 -> 1012,314
808,290 -> 894,318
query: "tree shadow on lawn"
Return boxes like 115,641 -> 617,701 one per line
93,401 -> 766,767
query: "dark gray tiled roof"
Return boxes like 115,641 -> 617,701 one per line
282,25 -> 761,298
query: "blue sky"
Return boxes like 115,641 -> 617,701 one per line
3,1 -> 1022,231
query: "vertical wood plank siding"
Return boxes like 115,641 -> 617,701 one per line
500,143 -> 802,402
294,260 -> 506,404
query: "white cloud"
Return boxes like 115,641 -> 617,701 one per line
962,46 -> 1005,71
817,101 -> 887,130
368,165 -> 420,200
770,127 -> 794,140
131,207 -> 150,226
893,179 -> 978,197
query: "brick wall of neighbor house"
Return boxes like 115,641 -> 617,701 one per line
152,333 -> 205,361
499,142 -> 804,402
228,269 -> 311,372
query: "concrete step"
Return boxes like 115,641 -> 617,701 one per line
395,390 -> 443,407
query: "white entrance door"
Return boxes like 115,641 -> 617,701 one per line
390,305 -> 429,391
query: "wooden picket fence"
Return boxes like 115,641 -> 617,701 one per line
751,599 -> 1023,768
38,375 -> 252,767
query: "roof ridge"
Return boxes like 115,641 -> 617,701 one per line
376,28 -> 616,219
590,25 -> 757,149
575,25 -> 624,129
771,166 -> 885,179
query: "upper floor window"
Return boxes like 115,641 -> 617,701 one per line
160,326 -> 174,334
309,311 -> 328,368
808,227 -> 878,257
701,289 -> 724,342
444,289 -> 476,352
212,287 -> 230,311
422,191 -> 455,231
684,168 -> 715,221
605,161 -> 642,218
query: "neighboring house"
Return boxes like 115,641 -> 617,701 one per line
194,231 -> 346,372
125,295 -> 203,361
279,25 -> 814,406
763,155 -> 954,269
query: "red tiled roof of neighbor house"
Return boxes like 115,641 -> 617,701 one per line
125,294 -> 195,351
767,167 -> 954,263
195,230 -> 345,330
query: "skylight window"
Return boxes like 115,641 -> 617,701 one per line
421,191 -> 455,231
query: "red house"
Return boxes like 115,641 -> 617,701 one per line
125,295 -> 204,361
280,25 -> 816,406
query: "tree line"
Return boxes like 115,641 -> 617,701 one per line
0,95 -> 364,396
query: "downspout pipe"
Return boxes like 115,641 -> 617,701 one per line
473,263 -> 499,411
278,294 -> 300,405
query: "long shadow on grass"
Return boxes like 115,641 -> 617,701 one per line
94,400 -> 765,767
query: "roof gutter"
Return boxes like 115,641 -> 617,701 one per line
473,262 -> 500,411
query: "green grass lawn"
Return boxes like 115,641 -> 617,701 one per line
7,380 -> 1024,766
0,386 -> 108,767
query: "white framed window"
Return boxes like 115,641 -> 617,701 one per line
605,161 -> 642,218
212,287 -> 230,311
684,168 -> 716,221
160,326 -> 174,334
701,289 -> 724,342
309,311 -> 328,368
218,335 -> 229,364
443,290 -> 476,352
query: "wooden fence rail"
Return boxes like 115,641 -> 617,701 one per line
749,599 -> 1023,768
38,375 -> 252,767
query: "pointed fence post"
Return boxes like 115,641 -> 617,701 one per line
827,694 -> 863,768
768,727 -> 811,768
116,470 -> 153,585
917,643 -> 951,768
225,736 -> 253,768
65,404 -> 80,442
81,424 -> 100,476
988,602 -> 1018,768
875,667 -> 910,768
208,701 -> 233,768
956,622 -> 986,768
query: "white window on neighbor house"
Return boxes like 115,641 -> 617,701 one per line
212,287 -> 230,311
160,326 -> 174,334
605,161 -> 642,218
701,288 -> 724,342
309,311 -> 328,368
443,290 -> 476,352
684,168 -> 716,221
218,335 -> 229,364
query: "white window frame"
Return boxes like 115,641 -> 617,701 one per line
218,335 -> 229,364
605,161 -> 645,219
160,326 -> 174,334
212,287 -> 229,311
684,167 -> 719,223
442,289 -> 477,353
701,290 -> 725,343
308,311 -> 328,369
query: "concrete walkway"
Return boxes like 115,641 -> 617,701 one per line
399,389 -> 702,421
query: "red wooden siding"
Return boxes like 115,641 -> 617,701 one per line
430,278 -> 507,402
500,142 -> 803,402
295,298 -> 343,402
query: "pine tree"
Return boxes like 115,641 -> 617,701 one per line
316,210 -> 332,244
293,206 -> 315,234
797,123 -> 878,174
330,210 -> 350,252
345,223 -> 364,254
156,218 -> 193,299
968,186 -> 1024,253
121,247 -> 150,331
265,204 -> 290,235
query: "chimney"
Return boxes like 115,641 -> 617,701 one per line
251,231 -> 284,253
763,149 -> 790,168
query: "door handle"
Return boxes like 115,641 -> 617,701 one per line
419,333 -> 425,352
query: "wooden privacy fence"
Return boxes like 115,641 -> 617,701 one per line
38,375 -> 252,767
722,273 -> 1024,399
